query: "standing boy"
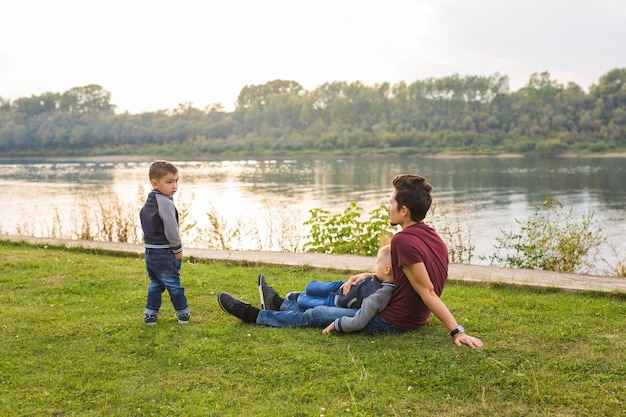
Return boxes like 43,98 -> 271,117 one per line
140,160 -> 190,325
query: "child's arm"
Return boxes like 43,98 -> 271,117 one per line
156,194 -> 183,255
322,285 -> 393,334
323,321 -> 338,334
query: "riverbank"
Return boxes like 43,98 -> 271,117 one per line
4,235 -> 624,294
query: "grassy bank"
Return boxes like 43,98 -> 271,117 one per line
0,241 -> 624,416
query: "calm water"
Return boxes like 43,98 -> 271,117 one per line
2,156 -> 624,271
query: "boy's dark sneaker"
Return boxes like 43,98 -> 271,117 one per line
258,274 -> 284,310
218,292 -> 260,323
176,312 -> 191,325
144,314 -> 157,325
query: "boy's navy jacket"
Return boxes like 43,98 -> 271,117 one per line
140,190 -> 182,253
333,275 -> 385,308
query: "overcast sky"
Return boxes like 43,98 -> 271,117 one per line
2,0 -> 625,114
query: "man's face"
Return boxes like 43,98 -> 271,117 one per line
388,189 -> 401,227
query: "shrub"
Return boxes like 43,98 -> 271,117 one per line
489,198 -> 606,273
197,203 -> 244,250
303,203 -> 395,256
429,201 -> 475,264
70,190 -> 140,243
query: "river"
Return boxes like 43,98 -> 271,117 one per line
1,155 -> 624,273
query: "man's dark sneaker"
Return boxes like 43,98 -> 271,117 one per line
176,312 -> 191,325
259,274 -> 282,310
218,292 -> 260,323
144,314 -> 157,325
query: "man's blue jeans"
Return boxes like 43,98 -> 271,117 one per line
144,248 -> 189,315
257,298 -> 407,334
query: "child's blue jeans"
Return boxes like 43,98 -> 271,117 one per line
144,248 -> 189,315
297,280 -> 344,309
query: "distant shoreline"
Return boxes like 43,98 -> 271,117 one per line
1,152 -> 626,164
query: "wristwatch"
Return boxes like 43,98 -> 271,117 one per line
450,325 -> 465,337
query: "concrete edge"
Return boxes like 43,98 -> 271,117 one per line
3,235 -> 624,294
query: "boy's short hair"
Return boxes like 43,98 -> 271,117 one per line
149,160 -> 178,180
378,245 -> 391,263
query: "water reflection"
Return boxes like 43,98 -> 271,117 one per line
2,156 -> 624,270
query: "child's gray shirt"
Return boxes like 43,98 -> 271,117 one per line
333,282 -> 395,333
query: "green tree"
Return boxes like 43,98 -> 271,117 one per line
13,92 -> 60,115
59,84 -> 114,114
590,68 -> 626,113
236,79 -> 303,109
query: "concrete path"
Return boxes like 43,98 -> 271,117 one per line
4,235 -> 625,294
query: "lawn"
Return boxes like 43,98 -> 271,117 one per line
0,240 -> 624,416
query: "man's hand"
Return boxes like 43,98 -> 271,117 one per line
322,321 -> 336,335
340,272 -> 372,295
175,252 -> 183,260
453,333 -> 483,348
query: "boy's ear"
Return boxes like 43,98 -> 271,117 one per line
149,179 -> 158,188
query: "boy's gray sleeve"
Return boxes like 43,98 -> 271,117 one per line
155,193 -> 182,253
334,286 -> 394,333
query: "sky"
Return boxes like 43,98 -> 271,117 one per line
2,0 -> 625,114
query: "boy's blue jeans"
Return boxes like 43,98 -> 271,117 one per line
144,248 -> 189,315
257,298 -> 407,334
297,280 -> 344,309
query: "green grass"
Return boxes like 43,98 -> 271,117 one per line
0,240 -> 624,416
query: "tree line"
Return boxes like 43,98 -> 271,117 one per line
1,69 -> 625,157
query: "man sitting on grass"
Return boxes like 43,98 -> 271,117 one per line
218,174 -> 483,348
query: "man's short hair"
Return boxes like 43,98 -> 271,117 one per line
392,174 -> 433,222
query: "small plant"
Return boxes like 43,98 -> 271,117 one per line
198,203 -> 244,250
249,198 -> 303,252
489,198 -> 606,274
610,258 -> 626,278
429,201 -> 475,264
69,191 -> 140,243
73,196 -> 97,241
174,188 -> 198,246
303,202 -> 395,256
601,244 -> 626,278
97,192 -> 139,243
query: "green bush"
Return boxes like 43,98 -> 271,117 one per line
303,202 -> 395,256
489,198 -> 606,273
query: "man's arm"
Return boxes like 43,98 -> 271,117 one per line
403,262 -> 483,348
340,272 -> 373,295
